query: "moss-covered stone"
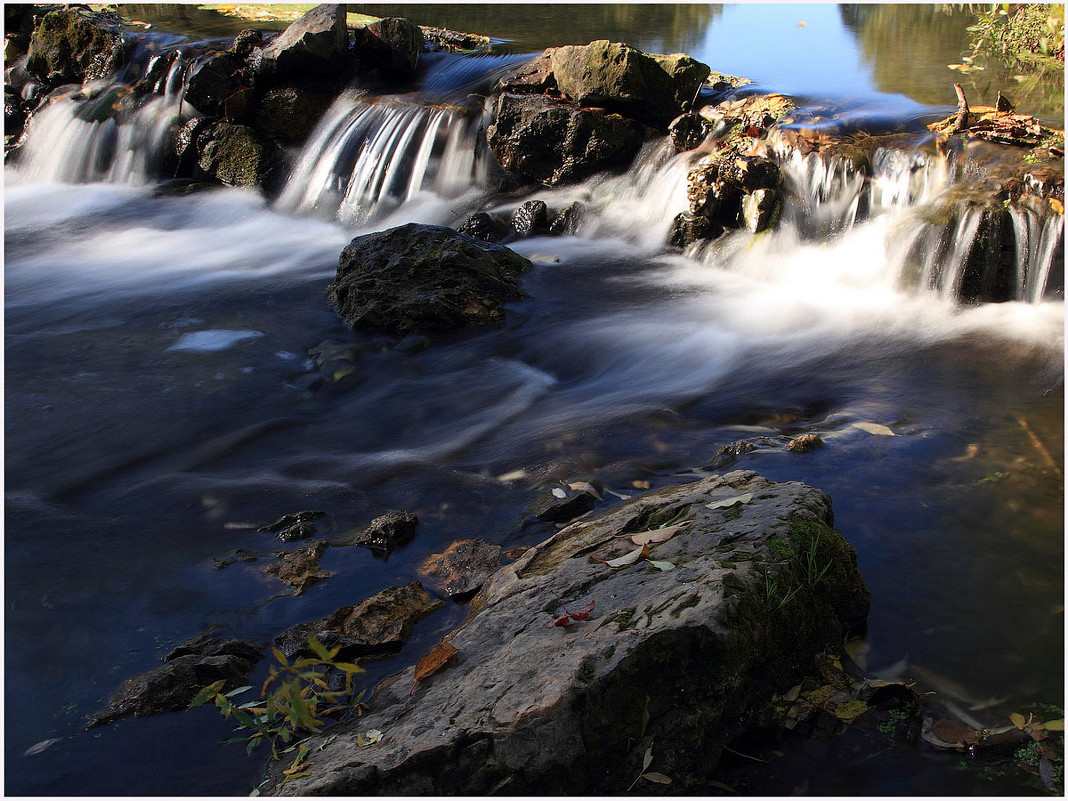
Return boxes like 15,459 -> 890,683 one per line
26,8 -> 129,85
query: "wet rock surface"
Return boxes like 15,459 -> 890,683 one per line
419,539 -> 504,599
486,92 -> 650,186
89,634 -> 261,727
274,582 -> 443,660
266,470 -> 869,795
350,509 -> 419,556
263,541 -> 330,592
330,223 -> 531,334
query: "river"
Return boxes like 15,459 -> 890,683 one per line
5,4 -> 1063,796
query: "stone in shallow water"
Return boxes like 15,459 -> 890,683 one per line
419,538 -> 503,599
273,582 -> 443,660
266,470 -> 869,795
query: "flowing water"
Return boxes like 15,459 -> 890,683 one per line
5,4 -> 1064,796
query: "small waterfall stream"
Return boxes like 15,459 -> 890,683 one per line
4,19 -> 1063,798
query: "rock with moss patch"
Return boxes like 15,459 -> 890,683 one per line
265,470 -> 869,795
25,8 -> 129,86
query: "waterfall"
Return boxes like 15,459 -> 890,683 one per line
275,93 -> 485,225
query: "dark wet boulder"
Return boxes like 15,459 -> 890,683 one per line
330,223 -> 531,334
510,199 -> 549,236
182,52 -> 240,116
548,40 -> 710,126
352,17 -> 424,75
486,92 -> 650,186
197,122 -> 273,189
255,3 -> 348,78
550,202 -> 585,235
265,470 -> 869,795
89,634 -> 261,727
274,583 -> 443,660
457,211 -> 508,243
25,8 -> 129,86
350,509 -> 419,557
5,86 -> 26,147
669,111 -> 714,152
668,211 -> 722,248
258,510 -> 326,542
254,84 -> 334,143
419,539 -> 503,599
688,151 -> 781,233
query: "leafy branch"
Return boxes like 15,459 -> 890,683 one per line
189,635 -> 365,760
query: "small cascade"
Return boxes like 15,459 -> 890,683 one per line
577,139 -> 695,248
776,147 -> 868,239
12,50 -> 187,185
1011,204 -> 1066,303
275,93 -> 485,225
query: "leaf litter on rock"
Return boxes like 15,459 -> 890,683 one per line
706,492 -> 753,509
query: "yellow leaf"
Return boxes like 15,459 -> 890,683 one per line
831,699 -> 868,721
1049,198 -> 1064,215
853,421 -> 895,436
706,492 -> 753,509
1011,712 -> 1027,729
1041,718 -> 1065,730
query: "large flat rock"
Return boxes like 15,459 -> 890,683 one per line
267,470 -> 869,795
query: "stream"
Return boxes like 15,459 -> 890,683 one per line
5,4 -> 1064,796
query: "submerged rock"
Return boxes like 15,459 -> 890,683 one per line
263,541 -> 331,592
330,223 -> 531,334
265,470 -> 868,795
258,510 -> 326,542
274,582 -> 443,660
419,539 -> 503,599
89,634 -> 261,727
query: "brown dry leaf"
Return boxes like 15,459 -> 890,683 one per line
932,718 -> 979,745
627,523 -> 687,546
414,641 -> 458,684
631,480 -> 651,490
568,481 -> 603,499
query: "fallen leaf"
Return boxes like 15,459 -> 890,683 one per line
932,718 -> 979,745
853,421 -> 895,436
23,738 -> 62,757
592,545 -> 649,568
631,480 -> 651,489
413,641 -> 458,684
1011,712 -> 1027,729
1049,198 -> 1064,215
706,492 -> 753,509
624,523 -> 687,546
831,699 -> 868,721
642,772 -> 672,784
648,560 -> 675,571
551,488 -> 567,499
1041,718 -> 1065,731
496,469 -> 528,482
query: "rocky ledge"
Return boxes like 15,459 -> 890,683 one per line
266,469 -> 869,795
